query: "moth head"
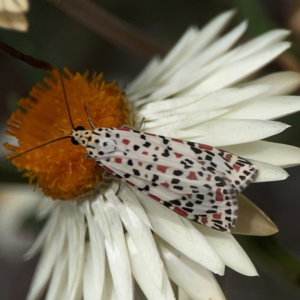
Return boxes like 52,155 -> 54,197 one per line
70,126 -> 92,146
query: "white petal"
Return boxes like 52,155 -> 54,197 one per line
160,10 -> 236,74
166,21 -> 248,83
126,234 -> 176,300
154,235 -> 226,300
133,190 -> 225,275
36,196 -> 56,220
83,244 -> 98,300
131,9 -> 236,96
178,289 -> 193,300
193,226 -> 258,276
102,194 -> 133,300
227,29 -> 290,63
221,96 -> 300,120
83,203 -> 105,300
138,95 -> 202,114
127,57 -> 161,98
139,85 -> 270,130
106,188 -> 164,290
118,183 -> 152,228
45,254 -> 68,300
149,119 -> 289,146
238,71 -> 300,96
101,256 -> 118,300
0,12 -> 28,31
232,194 -> 279,236
91,197 -> 113,245
145,109 -> 228,130
24,205 -> 63,260
26,208 -> 67,300
139,51 -> 235,104
0,0 -> 29,12
186,42 -> 290,94
66,205 -> 85,298
188,119 -> 289,145
178,85 -> 271,112
141,87 -> 271,129
222,141 -> 300,168
251,159 -> 289,182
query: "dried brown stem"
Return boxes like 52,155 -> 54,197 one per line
276,52 -> 300,73
0,41 -> 54,71
47,0 -> 169,59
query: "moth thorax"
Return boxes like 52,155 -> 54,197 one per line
100,138 -> 118,153
70,129 -> 92,146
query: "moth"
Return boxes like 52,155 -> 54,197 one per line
69,124 -> 257,232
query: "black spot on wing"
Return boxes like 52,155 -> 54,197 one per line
133,169 -> 140,176
173,170 -> 183,176
161,149 -> 170,157
171,178 -> 180,184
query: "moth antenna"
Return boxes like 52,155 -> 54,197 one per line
0,41 -> 54,71
58,71 -> 76,130
9,136 -> 71,160
84,105 -> 95,129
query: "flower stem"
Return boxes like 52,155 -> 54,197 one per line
46,0 -> 169,59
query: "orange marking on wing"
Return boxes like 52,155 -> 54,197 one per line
225,154 -> 232,161
114,158 -> 122,164
213,213 -> 221,219
157,165 -> 167,173
122,139 -> 130,145
187,171 -> 197,180
233,164 -> 240,171
174,206 -> 188,216
149,194 -> 160,201
199,144 -> 213,150
171,138 -> 183,143
215,188 -> 224,201
161,182 -> 169,188
145,132 -> 156,136
201,217 -> 208,224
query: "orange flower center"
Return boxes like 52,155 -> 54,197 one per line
4,68 -> 132,200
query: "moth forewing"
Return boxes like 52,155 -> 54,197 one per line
70,126 -> 257,232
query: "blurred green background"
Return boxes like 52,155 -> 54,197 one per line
1,0 -> 300,299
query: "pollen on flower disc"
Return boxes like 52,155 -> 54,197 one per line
4,68 -> 132,200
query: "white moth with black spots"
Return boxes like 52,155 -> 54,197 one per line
70,126 -> 258,232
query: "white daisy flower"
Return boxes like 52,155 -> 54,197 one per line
0,0 -> 29,31
4,10 -> 300,300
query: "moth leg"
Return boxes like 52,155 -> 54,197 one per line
121,124 -> 135,130
83,154 -> 93,159
101,170 -> 114,179
137,117 -> 145,129
115,181 -> 121,195
84,105 -> 96,129
121,117 -> 145,130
